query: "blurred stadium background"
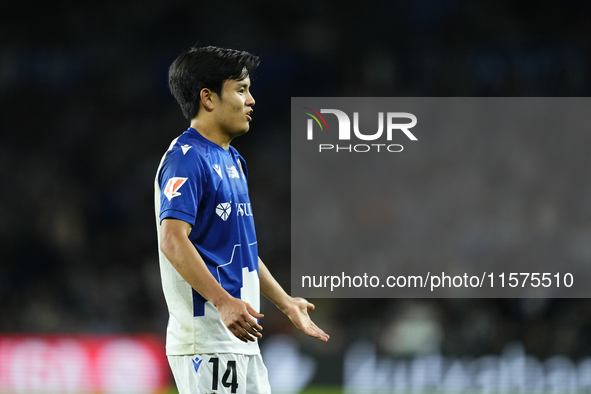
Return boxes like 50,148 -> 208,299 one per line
1,0 -> 591,392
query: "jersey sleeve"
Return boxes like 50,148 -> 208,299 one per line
158,148 -> 204,226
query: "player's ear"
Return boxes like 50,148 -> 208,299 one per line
199,88 -> 215,111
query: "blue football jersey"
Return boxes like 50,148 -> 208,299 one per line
155,127 -> 260,355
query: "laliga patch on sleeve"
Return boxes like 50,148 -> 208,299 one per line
164,177 -> 188,201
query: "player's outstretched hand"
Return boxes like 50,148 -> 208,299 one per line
217,297 -> 264,343
283,297 -> 330,342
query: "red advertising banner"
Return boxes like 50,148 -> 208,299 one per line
0,334 -> 170,394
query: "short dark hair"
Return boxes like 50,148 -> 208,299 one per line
168,46 -> 260,120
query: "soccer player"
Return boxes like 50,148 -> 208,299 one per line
155,46 -> 329,394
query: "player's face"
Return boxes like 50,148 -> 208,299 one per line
214,76 -> 255,137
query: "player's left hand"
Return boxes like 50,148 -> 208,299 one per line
282,297 -> 329,342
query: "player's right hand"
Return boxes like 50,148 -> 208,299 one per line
216,297 -> 264,343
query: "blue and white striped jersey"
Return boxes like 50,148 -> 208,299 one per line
155,127 -> 260,355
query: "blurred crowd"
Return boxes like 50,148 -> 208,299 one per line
1,0 -> 591,386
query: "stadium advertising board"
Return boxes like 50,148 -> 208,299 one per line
0,334 -> 169,394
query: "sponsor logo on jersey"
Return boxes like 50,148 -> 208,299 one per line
226,165 -> 240,179
215,202 -> 232,221
212,164 -> 223,179
181,144 -> 192,155
235,202 -> 253,216
215,202 -> 252,220
163,177 -> 188,201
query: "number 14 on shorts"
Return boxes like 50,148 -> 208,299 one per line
208,357 -> 238,393
192,355 -> 238,394
177,353 -> 270,394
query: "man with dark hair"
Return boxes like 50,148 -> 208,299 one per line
155,46 -> 328,393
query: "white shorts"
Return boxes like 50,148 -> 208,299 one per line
168,353 -> 271,394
